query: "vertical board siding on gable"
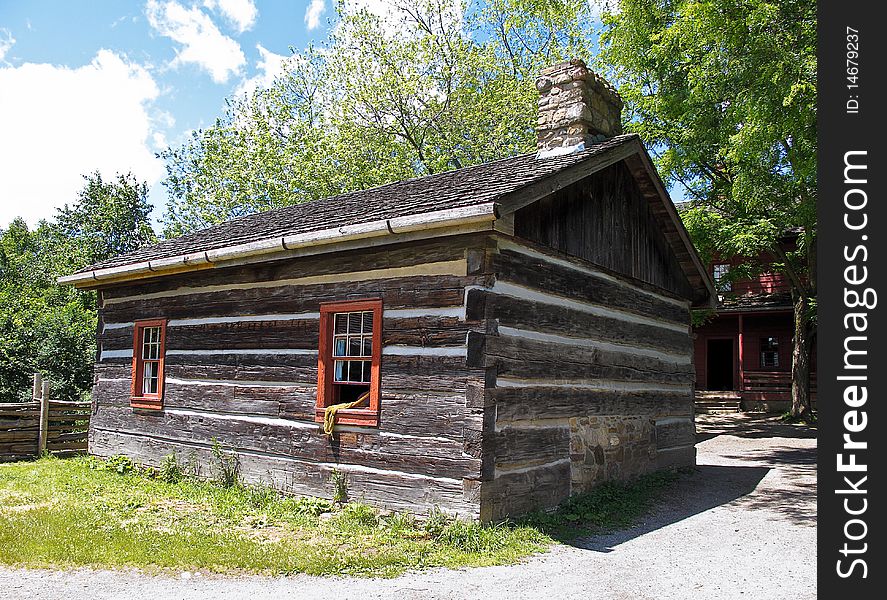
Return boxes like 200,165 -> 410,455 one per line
89,238 -> 492,518
474,236 -> 695,521
514,161 -> 694,300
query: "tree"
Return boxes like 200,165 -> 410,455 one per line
0,172 -> 156,402
599,0 -> 816,418
158,0 -> 595,237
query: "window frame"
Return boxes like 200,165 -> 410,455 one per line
712,263 -> 732,292
315,299 -> 382,427
760,336 -> 780,368
130,319 -> 167,410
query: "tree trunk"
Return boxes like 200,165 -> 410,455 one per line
790,291 -> 814,418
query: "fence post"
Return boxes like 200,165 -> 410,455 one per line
37,378 -> 50,456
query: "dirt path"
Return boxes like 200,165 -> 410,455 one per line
0,414 -> 816,600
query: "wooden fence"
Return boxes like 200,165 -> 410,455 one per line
0,374 -> 90,462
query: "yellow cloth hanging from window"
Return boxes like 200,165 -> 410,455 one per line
323,391 -> 370,437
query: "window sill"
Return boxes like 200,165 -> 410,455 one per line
314,408 -> 378,427
130,397 -> 163,410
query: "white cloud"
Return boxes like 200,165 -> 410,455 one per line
0,50 -> 165,226
304,0 -> 326,31
0,28 -> 14,62
146,0 -> 245,83
203,0 -> 258,33
233,44 -> 290,97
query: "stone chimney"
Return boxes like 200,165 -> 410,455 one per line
535,58 -> 623,157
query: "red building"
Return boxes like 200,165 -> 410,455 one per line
692,243 -> 817,413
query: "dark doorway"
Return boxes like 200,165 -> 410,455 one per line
706,338 -> 735,390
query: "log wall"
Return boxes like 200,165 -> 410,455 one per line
470,235 -> 696,521
90,235 -> 493,518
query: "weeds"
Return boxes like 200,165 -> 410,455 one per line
159,453 -> 184,484
329,468 -> 348,504
210,439 -> 240,488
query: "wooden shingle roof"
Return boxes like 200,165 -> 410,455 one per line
82,135 -> 637,273
67,133 -> 714,306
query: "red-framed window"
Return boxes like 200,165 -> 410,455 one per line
130,319 -> 167,409
315,299 -> 382,427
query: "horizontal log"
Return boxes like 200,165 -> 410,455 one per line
0,409 -> 39,418
492,426 -> 570,469
102,236 -> 485,301
48,401 -> 91,408
100,315 -> 470,352
101,275 -> 484,323
484,335 -> 695,384
654,418 -> 695,450
47,431 -> 89,443
46,440 -> 89,451
494,248 -> 688,325
478,291 -> 691,355
91,405 -> 480,481
0,402 -> 39,410
486,460 -> 572,519
491,386 -> 693,422
0,430 -> 38,442
0,442 -> 37,454
0,418 -> 39,429
90,429 -> 479,517
379,391 -> 481,440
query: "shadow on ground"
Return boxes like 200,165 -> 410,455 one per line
695,413 -> 817,442
563,414 -> 817,552
567,463 -> 769,552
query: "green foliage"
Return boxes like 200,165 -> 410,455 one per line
0,171 -> 155,403
599,0 -> 816,273
159,0 -> 596,236
210,439 -> 240,488
105,454 -> 136,475
423,505 -> 452,537
601,0 -> 817,414
329,467 -> 349,504
290,496 -> 334,517
159,453 -> 185,484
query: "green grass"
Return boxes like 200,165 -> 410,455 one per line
0,455 -> 679,576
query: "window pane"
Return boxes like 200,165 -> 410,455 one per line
348,336 -> 362,357
334,360 -> 345,382
362,360 -> 371,383
334,313 -> 348,335
334,337 -> 347,357
362,336 -> 372,357
348,312 -> 362,334
348,361 -> 361,382
142,327 -> 160,359
362,311 -> 373,333
143,361 -> 158,394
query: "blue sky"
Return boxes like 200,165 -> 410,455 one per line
0,0 -> 343,227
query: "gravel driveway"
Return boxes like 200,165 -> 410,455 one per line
0,413 -> 816,600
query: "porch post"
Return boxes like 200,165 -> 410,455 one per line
737,314 -> 745,393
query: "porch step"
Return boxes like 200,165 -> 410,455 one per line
694,392 -> 741,414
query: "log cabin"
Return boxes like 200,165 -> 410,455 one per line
60,59 -> 715,521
